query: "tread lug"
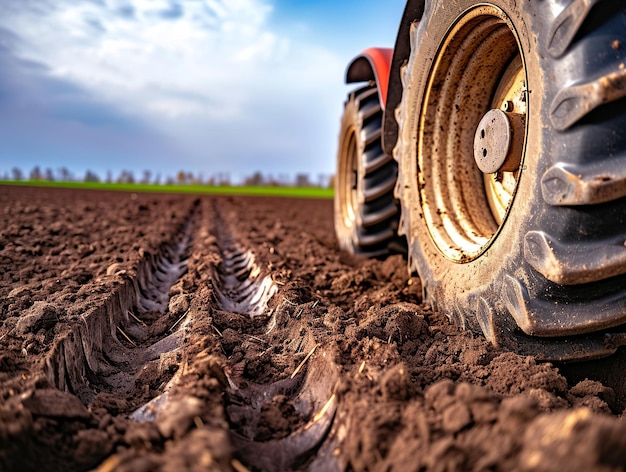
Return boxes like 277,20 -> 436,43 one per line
524,230 -> 626,285
362,127 -> 382,147
542,161 -> 626,205
504,274 -> 626,337
363,151 -> 392,175
547,0 -> 601,58
360,174 -> 396,203
356,227 -> 395,247
360,204 -> 398,227
550,68 -> 626,130
355,86 -> 378,105
358,101 -> 382,122
475,297 -> 497,345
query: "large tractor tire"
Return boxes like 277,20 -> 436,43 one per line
335,84 -> 401,257
393,1 -> 626,361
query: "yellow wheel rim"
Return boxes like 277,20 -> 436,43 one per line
417,5 -> 528,262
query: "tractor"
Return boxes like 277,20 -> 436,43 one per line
334,1 -> 626,361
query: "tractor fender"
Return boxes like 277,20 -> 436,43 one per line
345,47 -> 394,109
382,0 -> 426,155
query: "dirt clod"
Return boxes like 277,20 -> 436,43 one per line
15,301 -> 62,335
156,396 -> 204,439
20,389 -> 91,420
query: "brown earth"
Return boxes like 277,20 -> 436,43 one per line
1,184 -> 626,472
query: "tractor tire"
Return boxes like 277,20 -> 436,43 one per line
393,1 -> 626,361
335,84 -> 401,257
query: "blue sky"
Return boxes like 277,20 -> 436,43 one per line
0,0 -> 405,183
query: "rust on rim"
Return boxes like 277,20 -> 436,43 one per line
417,5 -> 528,262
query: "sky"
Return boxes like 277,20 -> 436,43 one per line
0,0 -> 406,183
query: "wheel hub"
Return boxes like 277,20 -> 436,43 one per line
474,109 -> 525,174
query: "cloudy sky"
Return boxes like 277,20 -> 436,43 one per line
0,0 -> 405,183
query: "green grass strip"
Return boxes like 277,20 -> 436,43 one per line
0,180 -> 334,199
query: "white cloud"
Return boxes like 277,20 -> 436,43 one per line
0,0 -> 346,176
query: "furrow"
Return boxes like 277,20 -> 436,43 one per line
43,201 -> 199,406
98,198 -> 341,471
206,200 -> 341,471
212,209 -> 277,318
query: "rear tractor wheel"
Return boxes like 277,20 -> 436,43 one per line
394,0 -> 626,360
335,84 -> 402,257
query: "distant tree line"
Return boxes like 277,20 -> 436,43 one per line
1,166 -> 334,189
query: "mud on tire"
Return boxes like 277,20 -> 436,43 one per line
335,84 -> 401,257
393,1 -> 626,360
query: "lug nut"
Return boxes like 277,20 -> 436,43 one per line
501,101 -> 514,112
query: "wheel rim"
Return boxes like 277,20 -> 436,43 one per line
338,124 -> 359,229
417,5 -> 528,262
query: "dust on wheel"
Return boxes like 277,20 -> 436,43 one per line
335,84 -> 401,258
394,1 -> 626,360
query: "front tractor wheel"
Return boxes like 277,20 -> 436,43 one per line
335,84 -> 401,257
394,0 -> 626,361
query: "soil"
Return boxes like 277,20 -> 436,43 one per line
2,184 -> 626,472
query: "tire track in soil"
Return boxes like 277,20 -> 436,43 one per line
210,203 -> 340,472
0,195 -> 212,471
212,212 -> 278,318
44,200 -> 199,410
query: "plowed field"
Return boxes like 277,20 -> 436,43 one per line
2,185 -> 626,472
